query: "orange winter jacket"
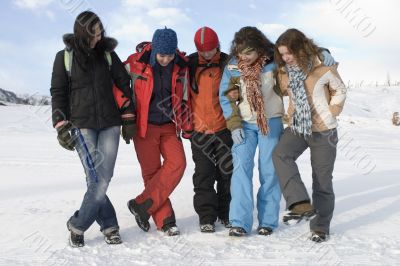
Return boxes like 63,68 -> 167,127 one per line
190,52 -> 227,134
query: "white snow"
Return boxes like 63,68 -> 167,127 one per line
0,85 -> 399,266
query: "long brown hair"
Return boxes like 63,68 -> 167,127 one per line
229,26 -> 274,60
73,11 -> 105,55
274,28 -> 319,73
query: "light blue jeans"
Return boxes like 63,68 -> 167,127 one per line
229,118 -> 283,233
68,126 -> 120,235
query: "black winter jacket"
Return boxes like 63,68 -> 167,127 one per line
50,34 -> 133,129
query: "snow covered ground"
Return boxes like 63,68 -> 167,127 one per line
0,85 -> 399,266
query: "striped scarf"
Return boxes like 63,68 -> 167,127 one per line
238,55 -> 268,135
287,65 -> 312,137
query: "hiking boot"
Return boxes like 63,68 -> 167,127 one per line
67,221 -> 84,248
200,223 -> 215,233
218,218 -> 232,228
161,223 -> 180,236
104,230 -> 122,245
283,202 -> 316,224
310,230 -> 328,243
229,227 -> 246,237
291,202 -> 315,217
127,199 -> 150,232
258,227 -> 273,236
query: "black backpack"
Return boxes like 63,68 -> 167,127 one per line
187,52 -> 228,94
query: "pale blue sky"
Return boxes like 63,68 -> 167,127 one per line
1,0 -> 399,95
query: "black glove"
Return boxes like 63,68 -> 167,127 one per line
122,119 -> 137,144
56,121 -> 76,151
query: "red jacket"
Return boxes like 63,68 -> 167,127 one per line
113,43 -> 193,138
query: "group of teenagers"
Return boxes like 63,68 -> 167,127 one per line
50,11 -> 347,248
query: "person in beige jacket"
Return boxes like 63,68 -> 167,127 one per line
272,28 -> 346,243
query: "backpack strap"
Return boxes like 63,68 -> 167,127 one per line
104,51 -> 112,70
64,49 -> 73,78
188,53 -> 199,93
188,52 -> 228,94
64,49 -> 112,77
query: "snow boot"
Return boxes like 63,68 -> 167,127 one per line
310,230 -> 328,243
67,221 -> 84,248
229,227 -> 246,237
283,202 -> 316,225
161,223 -> 180,236
258,227 -> 273,236
127,199 -> 150,232
218,218 -> 232,228
104,230 -> 122,245
200,223 -> 215,233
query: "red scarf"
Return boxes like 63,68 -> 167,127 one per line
238,55 -> 268,135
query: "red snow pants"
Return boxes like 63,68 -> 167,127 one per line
133,123 -> 186,229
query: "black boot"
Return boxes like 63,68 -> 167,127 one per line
310,230 -> 328,243
200,223 -> 215,233
258,227 -> 273,236
161,223 -> 180,236
67,221 -> 84,248
229,227 -> 246,237
104,230 -> 122,245
127,199 -> 150,232
218,218 -> 232,228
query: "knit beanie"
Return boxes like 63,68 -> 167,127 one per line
150,27 -> 178,66
194,26 -> 219,52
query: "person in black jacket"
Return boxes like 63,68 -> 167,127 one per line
50,11 -> 136,247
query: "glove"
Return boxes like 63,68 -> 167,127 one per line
231,128 -> 245,145
227,88 -> 240,102
182,130 -> 193,140
121,115 -> 137,144
56,121 -> 76,151
320,50 -> 336,66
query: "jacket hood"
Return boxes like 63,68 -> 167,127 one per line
62,33 -> 118,52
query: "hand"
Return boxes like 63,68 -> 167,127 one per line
231,128 -> 245,145
227,89 -> 239,102
56,121 -> 76,151
121,118 -> 137,144
320,50 -> 336,66
182,130 -> 193,139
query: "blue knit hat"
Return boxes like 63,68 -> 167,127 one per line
150,27 -> 178,66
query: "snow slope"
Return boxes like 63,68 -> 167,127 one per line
0,86 -> 399,266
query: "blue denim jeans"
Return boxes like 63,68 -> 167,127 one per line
229,118 -> 283,233
68,126 -> 120,235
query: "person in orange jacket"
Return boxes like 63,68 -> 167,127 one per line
187,27 -> 233,233
113,27 -> 193,236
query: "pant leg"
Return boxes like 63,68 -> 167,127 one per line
229,123 -> 258,233
133,124 -> 162,225
191,132 -> 219,224
214,129 -> 233,221
95,126 -> 121,233
257,118 -> 283,229
135,124 -> 186,229
69,126 -> 120,233
272,127 -> 310,209
308,129 -> 338,234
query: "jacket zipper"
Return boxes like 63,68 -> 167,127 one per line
92,56 -> 100,129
